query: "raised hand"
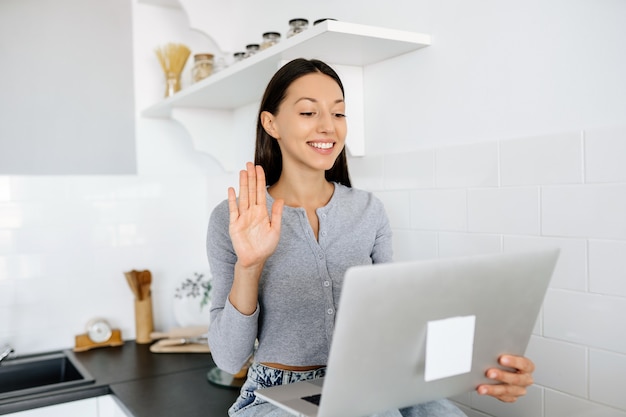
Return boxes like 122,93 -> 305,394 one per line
228,162 -> 284,269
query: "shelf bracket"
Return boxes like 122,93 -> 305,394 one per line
170,107 -> 240,172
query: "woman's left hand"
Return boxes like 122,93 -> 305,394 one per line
476,355 -> 535,403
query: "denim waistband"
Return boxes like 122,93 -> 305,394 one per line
250,362 -> 327,387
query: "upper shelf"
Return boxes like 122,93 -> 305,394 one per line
141,20 -> 430,118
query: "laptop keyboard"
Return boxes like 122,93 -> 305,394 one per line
301,394 -> 322,405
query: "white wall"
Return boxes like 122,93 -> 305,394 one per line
1,1 -> 624,417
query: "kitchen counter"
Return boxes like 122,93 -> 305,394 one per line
0,342 -> 240,416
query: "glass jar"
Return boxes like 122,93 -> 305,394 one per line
244,43 -> 260,58
260,32 -> 281,50
191,53 -> 214,83
233,52 -> 246,63
287,18 -> 309,38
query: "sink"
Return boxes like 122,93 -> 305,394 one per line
0,351 -> 94,400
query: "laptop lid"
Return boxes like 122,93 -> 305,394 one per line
256,249 -> 559,417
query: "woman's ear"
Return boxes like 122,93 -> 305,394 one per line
260,111 -> 279,139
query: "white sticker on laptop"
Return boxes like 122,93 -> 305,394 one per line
424,315 -> 476,382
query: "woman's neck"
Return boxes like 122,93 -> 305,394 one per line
269,175 -> 334,209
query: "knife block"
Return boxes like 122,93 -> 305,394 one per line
135,296 -> 154,344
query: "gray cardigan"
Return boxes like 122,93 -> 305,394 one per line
206,183 -> 393,374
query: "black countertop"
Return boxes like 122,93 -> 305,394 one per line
0,342 -> 240,416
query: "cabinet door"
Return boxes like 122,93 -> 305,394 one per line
6,398 -> 98,417
98,395 -> 133,417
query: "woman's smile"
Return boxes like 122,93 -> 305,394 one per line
307,140 -> 335,152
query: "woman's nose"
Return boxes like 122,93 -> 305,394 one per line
317,112 -> 335,133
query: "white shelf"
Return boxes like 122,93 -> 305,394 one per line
140,20 -> 430,171
141,20 -> 430,117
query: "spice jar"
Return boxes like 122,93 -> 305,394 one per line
287,18 -> 309,38
260,32 -> 281,50
244,44 -> 260,58
191,53 -> 214,83
233,52 -> 246,63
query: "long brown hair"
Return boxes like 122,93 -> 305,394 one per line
254,58 -> 351,187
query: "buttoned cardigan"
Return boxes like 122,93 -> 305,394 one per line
206,183 -> 393,374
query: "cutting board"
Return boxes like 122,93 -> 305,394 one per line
149,339 -> 210,353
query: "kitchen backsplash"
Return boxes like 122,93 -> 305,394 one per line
0,174 -> 226,354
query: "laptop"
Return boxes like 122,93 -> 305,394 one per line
255,249 -> 560,417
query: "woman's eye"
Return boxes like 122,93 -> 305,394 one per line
334,113 -> 346,118
300,112 -> 314,116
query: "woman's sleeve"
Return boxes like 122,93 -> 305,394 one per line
206,200 -> 259,374
371,197 -> 394,264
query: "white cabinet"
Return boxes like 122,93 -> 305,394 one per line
140,19 -> 430,171
6,395 -> 131,417
97,395 -> 133,417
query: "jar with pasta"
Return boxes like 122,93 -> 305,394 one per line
191,53 -> 214,83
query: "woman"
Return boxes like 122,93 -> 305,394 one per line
207,58 -> 534,417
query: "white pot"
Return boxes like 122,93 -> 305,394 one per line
172,296 -> 211,328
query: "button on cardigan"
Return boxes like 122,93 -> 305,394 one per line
206,183 -> 393,374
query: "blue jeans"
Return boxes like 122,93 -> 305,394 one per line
228,363 -> 467,417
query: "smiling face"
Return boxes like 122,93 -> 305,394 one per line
261,72 -> 347,176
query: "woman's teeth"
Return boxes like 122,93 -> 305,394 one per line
309,142 -> 334,149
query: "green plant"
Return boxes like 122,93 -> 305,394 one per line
174,272 -> 212,310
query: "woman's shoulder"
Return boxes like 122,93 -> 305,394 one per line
209,198 -> 230,226
332,183 -> 385,210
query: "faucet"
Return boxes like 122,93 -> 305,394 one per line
0,344 -> 14,364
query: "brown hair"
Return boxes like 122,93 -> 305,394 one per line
254,58 -> 351,187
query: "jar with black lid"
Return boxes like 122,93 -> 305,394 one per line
244,43 -> 260,58
287,18 -> 309,38
261,32 -> 281,50
233,52 -> 245,63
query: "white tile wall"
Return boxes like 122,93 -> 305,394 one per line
590,349 -> 626,410
383,150 -> 435,190
375,190 -> 412,229
542,184 -> 626,240
589,240 -> 626,297
468,187 -> 540,235
500,132 -> 583,186
585,125 -> 626,184
347,154 -> 385,191
525,336 -> 587,397
438,232 -> 501,258
391,229 -> 438,262
435,142 -> 498,188
543,289 -> 626,354
364,125 -> 626,417
545,389 -> 626,417
410,189 -> 467,231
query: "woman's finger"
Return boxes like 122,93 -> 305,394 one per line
238,168 -> 249,211
486,367 -> 533,387
500,355 -> 535,374
256,165 -> 267,207
247,162 -> 257,206
477,381 -> 527,402
227,187 -> 238,224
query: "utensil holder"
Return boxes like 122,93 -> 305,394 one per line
135,296 -> 154,344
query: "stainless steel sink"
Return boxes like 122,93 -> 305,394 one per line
0,351 -> 94,400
